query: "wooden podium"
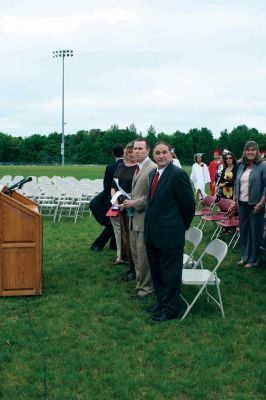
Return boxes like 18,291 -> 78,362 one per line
0,187 -> 42,296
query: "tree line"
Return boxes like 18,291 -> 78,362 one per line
0,124 -> 265,165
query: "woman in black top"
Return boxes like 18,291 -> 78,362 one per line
110,143 -> 138,278
216,152 -> 237,200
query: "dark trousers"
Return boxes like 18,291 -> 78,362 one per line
90,191 -> 116,251
146,245 -> 184,317
238,201 -> 264,266
92,220 -> 116,250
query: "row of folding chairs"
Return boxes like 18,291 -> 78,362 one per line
15,177 -> 103,223
40,188 -> 96,222
0,175 -> 24,185
181,226 -> 228,320
1,175 -> 103,223
0,175 -> 103,191
37,189 -> 89,223
195,196 -> 240,248
194,195 -> 266,251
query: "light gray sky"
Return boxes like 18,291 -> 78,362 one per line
1,0 -> 266,138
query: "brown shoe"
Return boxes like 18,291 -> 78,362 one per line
244,263 -> 253,269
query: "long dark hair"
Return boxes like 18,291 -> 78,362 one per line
224,152 -> 237,167
240,141 -> 263,165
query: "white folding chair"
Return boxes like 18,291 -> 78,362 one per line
22,186 -> 42,202
9,176 -> 24,185
38,176 -> 51,185
39,188 -> 61,221
76,193 -> 94,217
183,227 -> 203,268
0,175 -> 12,185
181,239 -> 228,320
57,189 -> 82,223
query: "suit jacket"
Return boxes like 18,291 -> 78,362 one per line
103,158 -> 124,202
90,158 -> 123,224
131,158 -> 157,232
144,162 -> 196,248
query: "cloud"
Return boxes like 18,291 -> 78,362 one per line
1,1 -> 266,137
0,9 -> 139,37
0,117 -> 22,130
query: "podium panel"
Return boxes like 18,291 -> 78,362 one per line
1,202 -> 37,242
0,189 -> 42,296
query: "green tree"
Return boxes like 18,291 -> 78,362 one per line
170,130 -> 193,164
19,134 -> 48,162
0,132 -> 10,161
187,128 -> 214,163
227,125 -> 260,158
0,133 -> 22,162
128,123 -> 137,135
217,129 -> 229,154
146,125 -> 157,149
1,124 -> 265,165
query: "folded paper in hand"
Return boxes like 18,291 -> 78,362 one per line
111,179 -> 131,205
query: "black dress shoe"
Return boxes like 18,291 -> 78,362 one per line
128,293 -> 153,301
90,244 -> 101,252
121,272 -> 136,281
145,304 -> 161,314
149,312 -> 178,322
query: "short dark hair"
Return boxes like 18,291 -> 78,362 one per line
153,141 -> 171,151
112,143 -> 124,157
134,138 -> 150,149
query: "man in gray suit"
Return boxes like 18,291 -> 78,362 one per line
122,138 -> 156,299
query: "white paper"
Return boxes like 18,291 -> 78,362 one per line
111,191 -> 123,205
113,178 -> 131,199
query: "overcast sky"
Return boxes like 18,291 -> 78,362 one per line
1,0 -> 266,138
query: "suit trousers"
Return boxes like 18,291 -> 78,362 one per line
110,216 -> 122,260
146,244 -> 184,317
129,230 -> 153,296
92,221 -> 116,251
238,201 -> 264,266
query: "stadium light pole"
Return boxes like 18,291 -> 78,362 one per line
52,49 -> 73,166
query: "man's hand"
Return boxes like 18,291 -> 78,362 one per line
253,202 -> 264,214
122,199 -> 135,209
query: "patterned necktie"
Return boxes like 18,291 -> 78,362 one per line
150,171 -> 160,199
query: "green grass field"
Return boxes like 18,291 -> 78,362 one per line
0,166 -> 265,400
0,164 -> 106,180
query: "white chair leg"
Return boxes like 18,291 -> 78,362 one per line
216,280 -> 225,317
215,226 -> 223,240
228,230 -> 237,248
181,283 -> 209,320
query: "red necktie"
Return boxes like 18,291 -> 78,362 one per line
150,171 -> 160,199
135,165 -> 140,175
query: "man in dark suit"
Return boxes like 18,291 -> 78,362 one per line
90,143 -> 124,251
144,141 -> 195,322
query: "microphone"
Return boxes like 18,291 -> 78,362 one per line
4,177 -> 33,194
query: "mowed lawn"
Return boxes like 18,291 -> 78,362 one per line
0,165 -> 265,400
